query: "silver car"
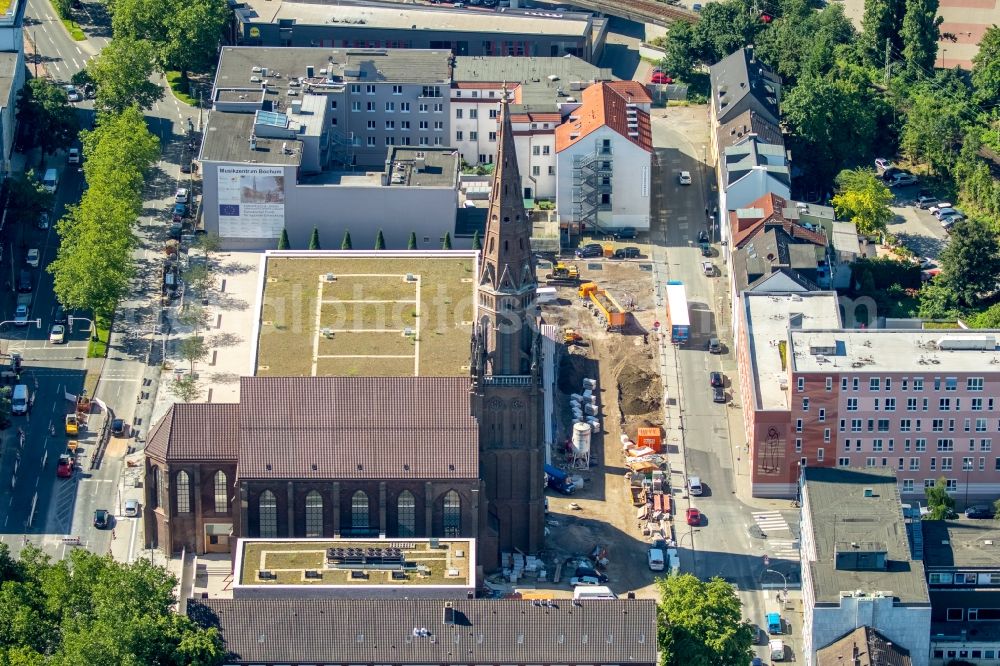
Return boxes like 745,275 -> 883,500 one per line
124,499 -> 140,517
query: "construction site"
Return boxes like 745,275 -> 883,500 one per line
528,248 -> 673,597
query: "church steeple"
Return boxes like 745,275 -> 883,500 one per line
475,89 -> 536,376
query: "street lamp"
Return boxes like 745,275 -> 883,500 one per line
964,459 -> 973,509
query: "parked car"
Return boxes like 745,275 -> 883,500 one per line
710,371 -> 724,388
874,158 -> 892,172
708,337 -> 722,354
574,566 -> 608,583
168,222 -> 183,239
929,203 -> 954,215
933,206 -> 959,219
93,509 -> 110,529
26,249 -> 39,268
64,85 -> 81,102
614,226 -> 637,239
712,385 -> 726,403
613,247 -> 640,259
56,454 -> 73,478
569,576 -> 602,587
692,3 -> 702,10
49,324 -> 65,344
175,187 -> 190,204
702,260 -> 713,276
686,507 -> 701,526
124,499 -> 140,517
14,304 -> 28,326
575,244 -> 603,259
111,418 -> 127,436
172,203 -> 188,221
67,148 -> 80,164
890,173 -> 918,186
966,505 -> 993,519
650,72 -> 673,84
915,195 -> 938,209
678,171 -> 692,185
698,229 -> 709,243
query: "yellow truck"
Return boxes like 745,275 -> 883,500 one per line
65,414 -> 78,436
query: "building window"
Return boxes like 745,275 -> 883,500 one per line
838,457 -> 850,466
818,408 -> 826,422
548,166 -> 555,176
946,377 -> 958,391
847,398 -> 858,411
470,109 -> 478,119
456,108 -> 463,119
367,102 -> 375,112
154,467 -> 164,510
851,419 -> 862,432
392,84 -> 403,95
385,120 -> 395,130
817,448 -> 824,462
946,479 -> 958,491
351,491 -> 369,531
866,457 -> 876,467
352,101 -> 361,112
910,457 -> 920,470
797,377 -> 804,392
916,438 -> 927,452
213,471 -> 228,513
489,131 -> 497,142
434,121 -> 444,130
902,479 -> 914,492
401,102 -> 410,112
532,166 -> 540,176
259,490 -> 277,538
907,397 -> 917,411
385,102 -> 395,112
443,490 -> 461,537
826,377 -> 833,391
532,145 -> 540,155
366,84 -> 376,94
795,438 -> 802,452
397,490 -> 416,537
870,378 -> 880,391
940,398 -> 951,411
305,491 -> 323,538
824,428 -> 831,443
885,398 -> 896,411
842,377 -> 848,390
175,471 -> 191,513
802,397 -> 810,412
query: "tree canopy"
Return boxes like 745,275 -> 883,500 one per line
924,477 -> 956,519
16,79 -> 79,157
971,26 -> 1000,106
657,574 -> 754,666
831,168 -> 895,237
0,544 -> 225,665
938,217 -> 1000,307
88,36 -> 164,114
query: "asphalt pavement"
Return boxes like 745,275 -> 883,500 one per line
0,1 -> 199,560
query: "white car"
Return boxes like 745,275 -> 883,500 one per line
678,171 -> 692,185
929,203 -> 954,216
67,148 -> 80,164
26,249 -> 39,268
49,324 -> 65,344
64,85 -> 81,102
569,576 -> 602,587
890,173 -> 918,186
874,158 -> 892,172
14,304 -> 28,326
124,499 -> 140,517
175,187 -> 190,204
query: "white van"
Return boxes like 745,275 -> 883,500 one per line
769,639 -> 785,661
573,585 -> 616,600
12,384 -> 28,415
688,475 -> 703,496
647,547 -> 665,571
41,168 -> 58,193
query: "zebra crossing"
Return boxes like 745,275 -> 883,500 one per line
752,511 -> 801,562
753,510 -> 790,533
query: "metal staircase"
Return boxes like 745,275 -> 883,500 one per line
571,140 -> 614,236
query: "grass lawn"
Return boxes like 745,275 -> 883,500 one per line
87,316 -> 110,358
61,18 -> 85,41
166,71 -> 198,106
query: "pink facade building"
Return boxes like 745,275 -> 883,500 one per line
738,291 -> 1000,500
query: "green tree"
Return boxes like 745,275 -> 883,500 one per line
278,228 -> 290,249
971,26 -> 1000,105
660,21 -> 696,81
657,574 -> 753,666
831,168 -> 895,238
442,232 -> 452,250
169,374 -> 201,402
917,280 -> 961,320
900,0 -> 942,75
471,229 -> 482,251
407,231 -> 417,250
690,0 -> 760,65
88,37 -> 164,114
859,0 -> 906,64
970,302 -> 1000,328
309,227 -> 321,250
900,81 -> 969,175
939,217 -> 1000,306
755,5 -> 855,83
107,0 -> 168,43
375,229 -> 386,250
52,0 -> 72,18
341,229 -> 352,250
783,75 -> 883,188
160,0 -> 230,76
924,476 -> 956,519
0,544 -> 224,664
178,335 -> 208,373
182,265 -> 212,297
16,79 -> 79,158
6,171 -> 54,222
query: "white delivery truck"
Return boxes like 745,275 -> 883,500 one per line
12,384 -> 28,415
41,168 -> 59,193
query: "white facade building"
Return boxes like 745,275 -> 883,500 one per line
554,81 -> 652,233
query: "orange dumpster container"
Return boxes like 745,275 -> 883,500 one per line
637,427 -> 662,452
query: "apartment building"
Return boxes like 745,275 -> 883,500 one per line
738,290 -> 1000,499
450,55 -> 611,200
554,81 -> 653,234
800,467 -> 931,666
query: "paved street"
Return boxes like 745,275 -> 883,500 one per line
0,3 -> 199,561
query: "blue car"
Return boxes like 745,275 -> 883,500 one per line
172,203 -> 188,222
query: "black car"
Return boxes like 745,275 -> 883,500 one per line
574,566 -> 609,583
613,247 -> 640,259
712,385 -> 726,403
614,227 -> 637,240
93,509 -> 110,529
53,305 -> 69,325
111,418 -> 126,437
710,371 -> 724,388
575,245 -> 603,259
698,229 -> 709,243
966,505 -> 994,519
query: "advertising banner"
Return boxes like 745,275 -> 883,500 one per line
217,166 -> 286,238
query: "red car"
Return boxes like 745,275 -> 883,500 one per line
686,507 -> 701,526
651,72 -> 674,84
56,454 -> 73,478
